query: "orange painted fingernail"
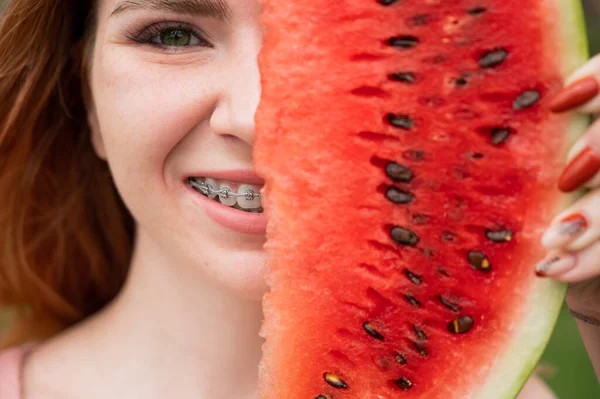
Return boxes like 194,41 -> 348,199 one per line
549,76 -> 599,113
558,147 -> 600,192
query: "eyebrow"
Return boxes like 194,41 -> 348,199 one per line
110,0 -> 232,21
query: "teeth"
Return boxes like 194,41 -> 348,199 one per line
204,178 -> 218,199
217,182 -> 238,206
189,177 -> 263,212
237,184 -> 262,209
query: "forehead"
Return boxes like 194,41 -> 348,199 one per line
95,0 -> 258,21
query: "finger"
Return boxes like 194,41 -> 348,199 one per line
541,186 -> 600,251
534,240 -> 600,283
549,53 -> 600,114
557,118 -> 600,192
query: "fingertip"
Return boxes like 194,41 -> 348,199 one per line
548,76 -> 599,113
557,146 -> 600,192
534,254 -> 577,278
540,229 -> 562,249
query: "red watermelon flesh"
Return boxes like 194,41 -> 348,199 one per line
254,1 -> 588,398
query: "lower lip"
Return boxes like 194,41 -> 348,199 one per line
184,182 -> 267,235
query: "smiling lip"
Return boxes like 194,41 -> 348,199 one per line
183,170 -> 266,235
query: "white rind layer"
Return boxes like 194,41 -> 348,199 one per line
472,1 -> 589,398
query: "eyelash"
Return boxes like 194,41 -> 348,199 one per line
125,21 -> 212,52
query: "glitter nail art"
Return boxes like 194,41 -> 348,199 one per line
535,257 -> 561,277
535,255 -> 576,277
557,214 -> 588,237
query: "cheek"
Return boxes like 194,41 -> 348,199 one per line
90,47 -> 214,208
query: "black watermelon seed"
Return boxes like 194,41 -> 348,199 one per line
491,127 -> 510,145
386,187 -> 415,204
513,90 -> 541,110
414,325 -> 427,340
395,353 -> 407,364
404,269 -> 422,285
413,342 -> 428,358
468,251 -> 491,272
387,114 -> 415,129
439,296 -> 460,313
391,227 -> 419,246
386,162 -> 413,182
324,372 -> 349,389
363,321 -> 385,340
479,49 -> 508,68
468,6 -> 487,15
378,0 -> 399,5
486,229 -> 513,242
388,36 -> 419,49
455,76 -> 468,86
315,396 -> 328,399
448,316 -> 475,334
389,72 -> 416,83
395,377 -> 413,390
404,295 -> 421,307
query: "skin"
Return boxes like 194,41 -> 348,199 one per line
538,53 -> 600,379
24,1 -> 267,398
14,1 -> 599,398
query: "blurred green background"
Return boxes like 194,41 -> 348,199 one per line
0,0 -> 599,397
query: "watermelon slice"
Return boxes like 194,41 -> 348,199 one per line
255,1 -> 589,398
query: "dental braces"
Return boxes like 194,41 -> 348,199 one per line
189,178 -> 261,201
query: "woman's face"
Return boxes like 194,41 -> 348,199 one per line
88,0 -> 268,298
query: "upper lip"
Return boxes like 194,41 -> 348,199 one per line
187,170 -> 265,186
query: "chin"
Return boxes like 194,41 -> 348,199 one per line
115,170 -> 271,301
203,251 -> 270,301
190,244 -> 270,303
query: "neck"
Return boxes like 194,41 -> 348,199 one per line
103,229 -> 265,398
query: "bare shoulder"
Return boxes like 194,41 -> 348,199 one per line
0,345 -> 34,399
517,375 -> 557,399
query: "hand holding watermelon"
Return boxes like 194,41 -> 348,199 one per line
537,52 -> 600,377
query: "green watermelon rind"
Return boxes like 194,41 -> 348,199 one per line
473,1 -> 589,398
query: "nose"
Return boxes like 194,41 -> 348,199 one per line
209,33 -> 262,147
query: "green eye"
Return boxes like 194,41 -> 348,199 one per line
132,23 -> 208,50
160,28 -> 192,47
